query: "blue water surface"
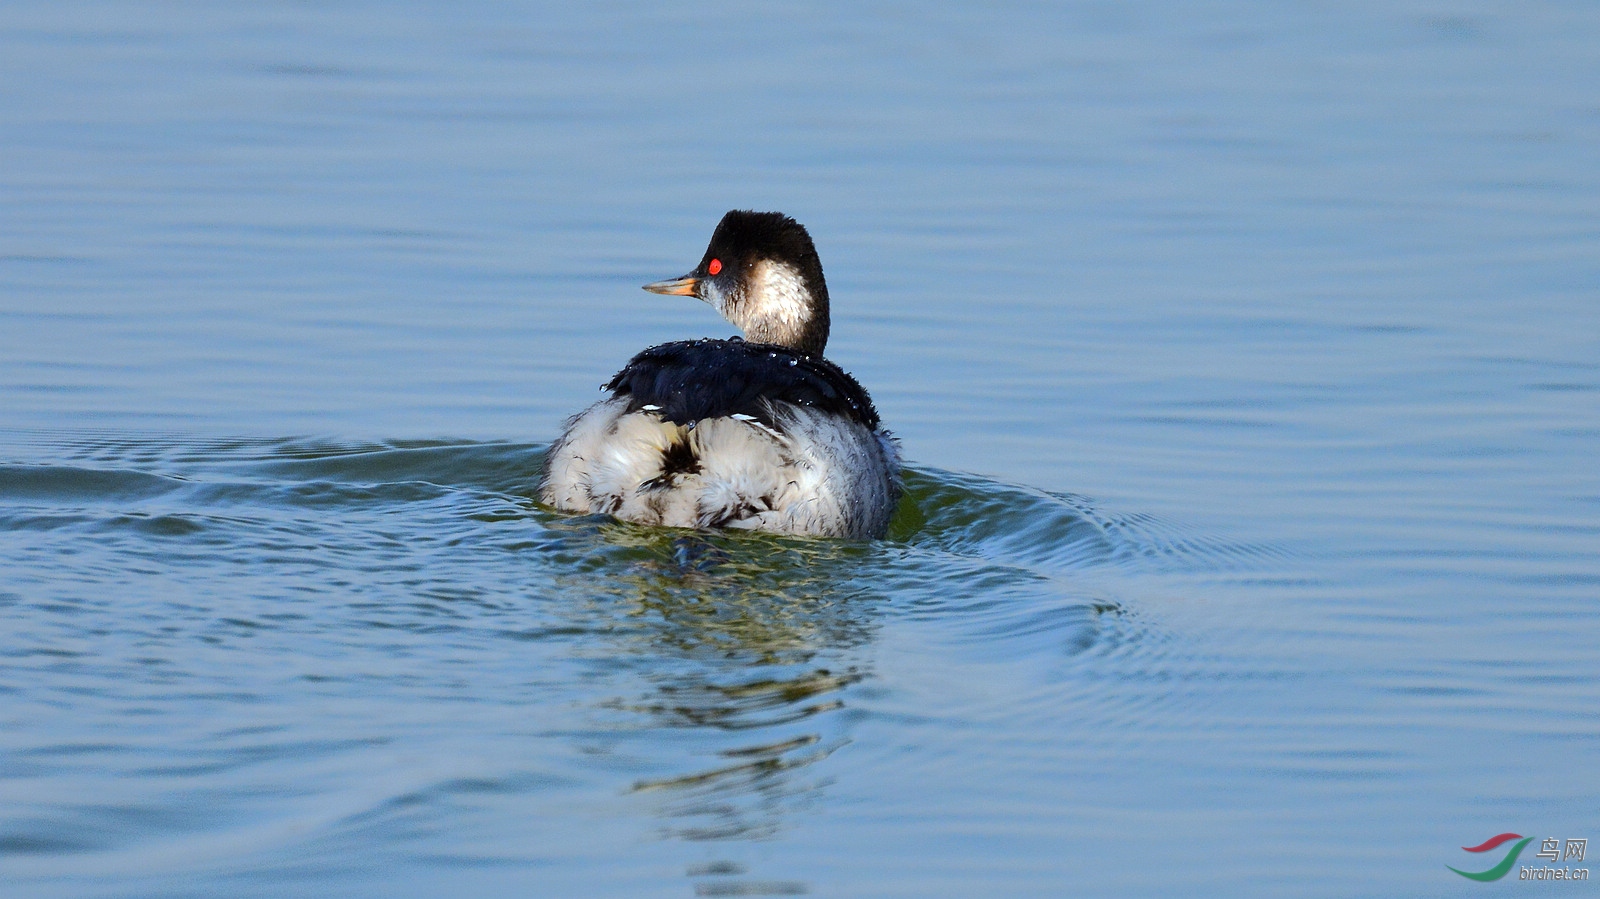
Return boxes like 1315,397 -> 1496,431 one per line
2,2 -> 1597,896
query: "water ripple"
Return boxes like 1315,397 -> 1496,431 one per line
0,433 -> 1315,888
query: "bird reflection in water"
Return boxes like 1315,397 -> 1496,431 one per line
539,518 -> 882,855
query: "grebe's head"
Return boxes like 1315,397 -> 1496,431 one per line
643,210 -> 830,356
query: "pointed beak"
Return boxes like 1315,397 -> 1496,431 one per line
642,274 -> 699,297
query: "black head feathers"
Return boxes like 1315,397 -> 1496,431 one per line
696,211 -> 829,297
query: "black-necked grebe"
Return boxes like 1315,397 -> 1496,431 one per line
539,210 -> 902,538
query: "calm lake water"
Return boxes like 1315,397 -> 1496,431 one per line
3,2 -> 1598,895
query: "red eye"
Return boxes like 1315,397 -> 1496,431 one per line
707,258 -> 723,276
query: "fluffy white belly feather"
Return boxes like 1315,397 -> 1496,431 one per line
540,397 -> 901,539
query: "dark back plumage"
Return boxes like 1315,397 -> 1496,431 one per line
606,338 -> 880,430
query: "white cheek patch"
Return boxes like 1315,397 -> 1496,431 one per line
736,260 -> 810,345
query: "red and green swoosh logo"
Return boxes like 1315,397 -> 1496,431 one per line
1449,833 -> 1533,881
